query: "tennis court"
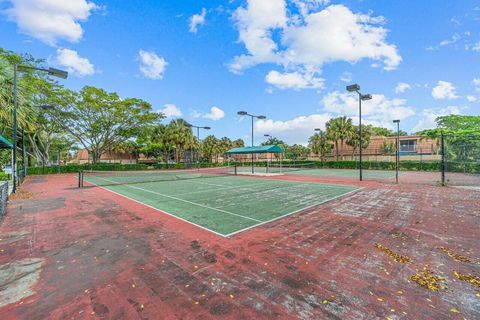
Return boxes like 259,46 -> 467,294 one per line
82,168 -> 359,236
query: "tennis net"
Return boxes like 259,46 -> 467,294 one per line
266,162 -> 316,173
80,165 -> 237,187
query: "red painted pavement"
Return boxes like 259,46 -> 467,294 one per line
0,174 -> 479,319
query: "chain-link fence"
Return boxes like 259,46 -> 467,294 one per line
442,133 -> 480,187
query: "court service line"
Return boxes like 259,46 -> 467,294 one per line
93,176 -> 263,223
224,187 -> 363,237
173,180 -> 283,196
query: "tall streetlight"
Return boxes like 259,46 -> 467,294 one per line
393,120 -> 400,184
13,65 -> 68,192
186,123 -> 210,165
237,111 -> 266,173
346,84 -> 372,181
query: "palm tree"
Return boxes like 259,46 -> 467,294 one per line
218,137 -> 232,162
200,135 -> 219,163
308,130 -> 331,161
232,139 -> 245,148
326,116 -> 353,161
167,119 -> 194,163
346,125 -> 373,159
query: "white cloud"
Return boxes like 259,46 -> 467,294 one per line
203,106 -> 225,120
427,33 -> 462,51
394,82 -> 411,94
230,2 -> 401,89
4,0 -> 98,45
412,106 -> 460,133
138,50 -> 167,80
466,95 -> 477,102
339,72 -> 352,83
265,70 -> 324,90
473,78 -> 480,92
54,48 -> 94,77
255,113 -> 332,145
472,42 -> 480,52
322,91 -> 415,128
432,81 -> 459,100
189,8 -> 206,33
439,33 -> 461,47
160,104 -> 182,118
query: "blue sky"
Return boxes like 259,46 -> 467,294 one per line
1,0 -> 479,144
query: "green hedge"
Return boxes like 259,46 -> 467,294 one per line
237,159 -> 443,172
25,162 -> 226,175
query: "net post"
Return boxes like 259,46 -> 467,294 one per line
78,171 -> 81,188
441,132 -> 445,186
234,164 -> 237,175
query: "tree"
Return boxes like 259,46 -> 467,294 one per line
345,125 -> 373,159
436,115 -> 480,133
232,139 -> 245,148
55,86 -> 162,163
200,135 -> 220,163
167,119 -> 195,163
218,137 -> 232,160
0,48 -> 39,135
371,126 -> 408,137
380,140 -> 396,155
285,144 -> 310,160
261,137 -> 285,146
326,116 -> 353,161
308,130 -> 332,161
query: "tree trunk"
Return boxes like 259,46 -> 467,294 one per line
340,139 -> 344,161
335,141 -> 339,161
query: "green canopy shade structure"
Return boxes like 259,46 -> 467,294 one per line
0,135 -> 13,149
226,145 -> 284,175
225,145 -> 284,154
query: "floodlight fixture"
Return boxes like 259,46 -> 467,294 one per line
203,126 -> 211,130
361,94 -> 372,101
257,115 -> 266,120
393,119 -> 400,123
237,111 -> 248,116
346,84 -> 360,92
47,67 -> 68,79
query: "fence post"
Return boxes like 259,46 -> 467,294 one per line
441,133 -> 445,185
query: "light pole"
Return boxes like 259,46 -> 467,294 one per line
12,65 -> 68,192
393,120 -> 400,184
346,84 -> 372,181
237,111 -> 266,173
186,124 -> 210,165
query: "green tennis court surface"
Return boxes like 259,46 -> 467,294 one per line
84,173 -> 359,236
236,165 -> 397,179
286,168 -> 398,179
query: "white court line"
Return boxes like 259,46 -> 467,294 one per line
92,176 -> 262,223
173,180 -> 281,197
84,181 -> 229,237
224,187 -> 364,237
